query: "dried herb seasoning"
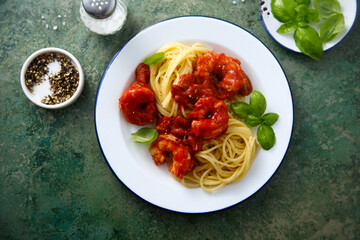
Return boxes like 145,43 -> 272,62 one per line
25,52 -> 79,105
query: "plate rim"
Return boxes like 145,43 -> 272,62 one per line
94,15 -> 295,214
259,0 -> 359,54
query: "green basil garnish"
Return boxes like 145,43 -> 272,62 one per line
295,4 -> 309,17
313,0 -> 341,19
143,52 -> 165,65
294,25 -> 323,60
131,128 -> 159,144
320,13 -> 345,42
231,90 -> 279,150
230,102 -> 252,119
271,0 -> 297,23
257,124 -> 276,150
261,113 -> 279,126
250,90 -> 267,117
277,22 -> 298,33
244,115 -> 263,127
270,0 -> 345,60
306,9 -> 320,23
295,0 -> 310,5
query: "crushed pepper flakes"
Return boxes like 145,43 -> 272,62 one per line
25,52 -> 79,105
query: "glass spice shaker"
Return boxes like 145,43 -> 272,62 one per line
80,0 -> 127,35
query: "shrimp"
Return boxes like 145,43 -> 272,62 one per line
189,97 -> 229,139
135,63 -> 150,84
119,63 -> 156,125
171,73 -> 216,108
119,81 -> 157,125
155,115 -> 191,136
155,116 -> 203,152
195,52 -> 253,99
149,134 -> 195,179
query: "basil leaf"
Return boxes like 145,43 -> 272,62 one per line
230,102 -> 252,119
313,0 -> 341,19
261,113 -> 279,126
131,128 -> 159,144
277,22 -> 298,33
297,21 -> 309,27
244,115 -> 263,127
306,9 -> 320,23
295,0 -> 310,6
320,13 -> 345,42
294,25 -> 323,60
143,52 -> 165,65
257,124 -> 276,150
250,90 -> 266,117
295,15 -> 308,25
295,4 -> 308,17
271,0 -> 297,23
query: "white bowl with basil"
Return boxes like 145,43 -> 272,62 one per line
260,0 -> 358,60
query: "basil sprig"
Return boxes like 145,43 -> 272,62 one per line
230,90 -> 279,150
271,0 -> 345,60
131,128 -> 159,144
143,52 -> 165,65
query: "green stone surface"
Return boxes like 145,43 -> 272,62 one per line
1,0 -> 359,239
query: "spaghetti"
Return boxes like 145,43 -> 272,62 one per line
182,117 -> 257,192
149,42 -> 211,117
149,42 -> 257,192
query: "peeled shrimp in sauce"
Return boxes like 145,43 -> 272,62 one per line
119,64 -> 156,126
171,73 -> 216,108
195,52 -> 253,99
189,97 -> 229,139
149,133 -> 195,179
135,63 -> 151,84
155,115 -> 203,153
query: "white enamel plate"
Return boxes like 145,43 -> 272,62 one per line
260,0 -> 358,53
95,16 -> 294,213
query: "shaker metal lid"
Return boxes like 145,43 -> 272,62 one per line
82,0 -> 116,19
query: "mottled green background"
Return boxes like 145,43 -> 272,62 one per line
1,0 -> 359,239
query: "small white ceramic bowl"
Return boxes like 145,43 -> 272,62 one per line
20,47 -> 84,109
260,0 -> 358,54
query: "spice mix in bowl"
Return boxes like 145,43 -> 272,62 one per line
20,47 -> 84,109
